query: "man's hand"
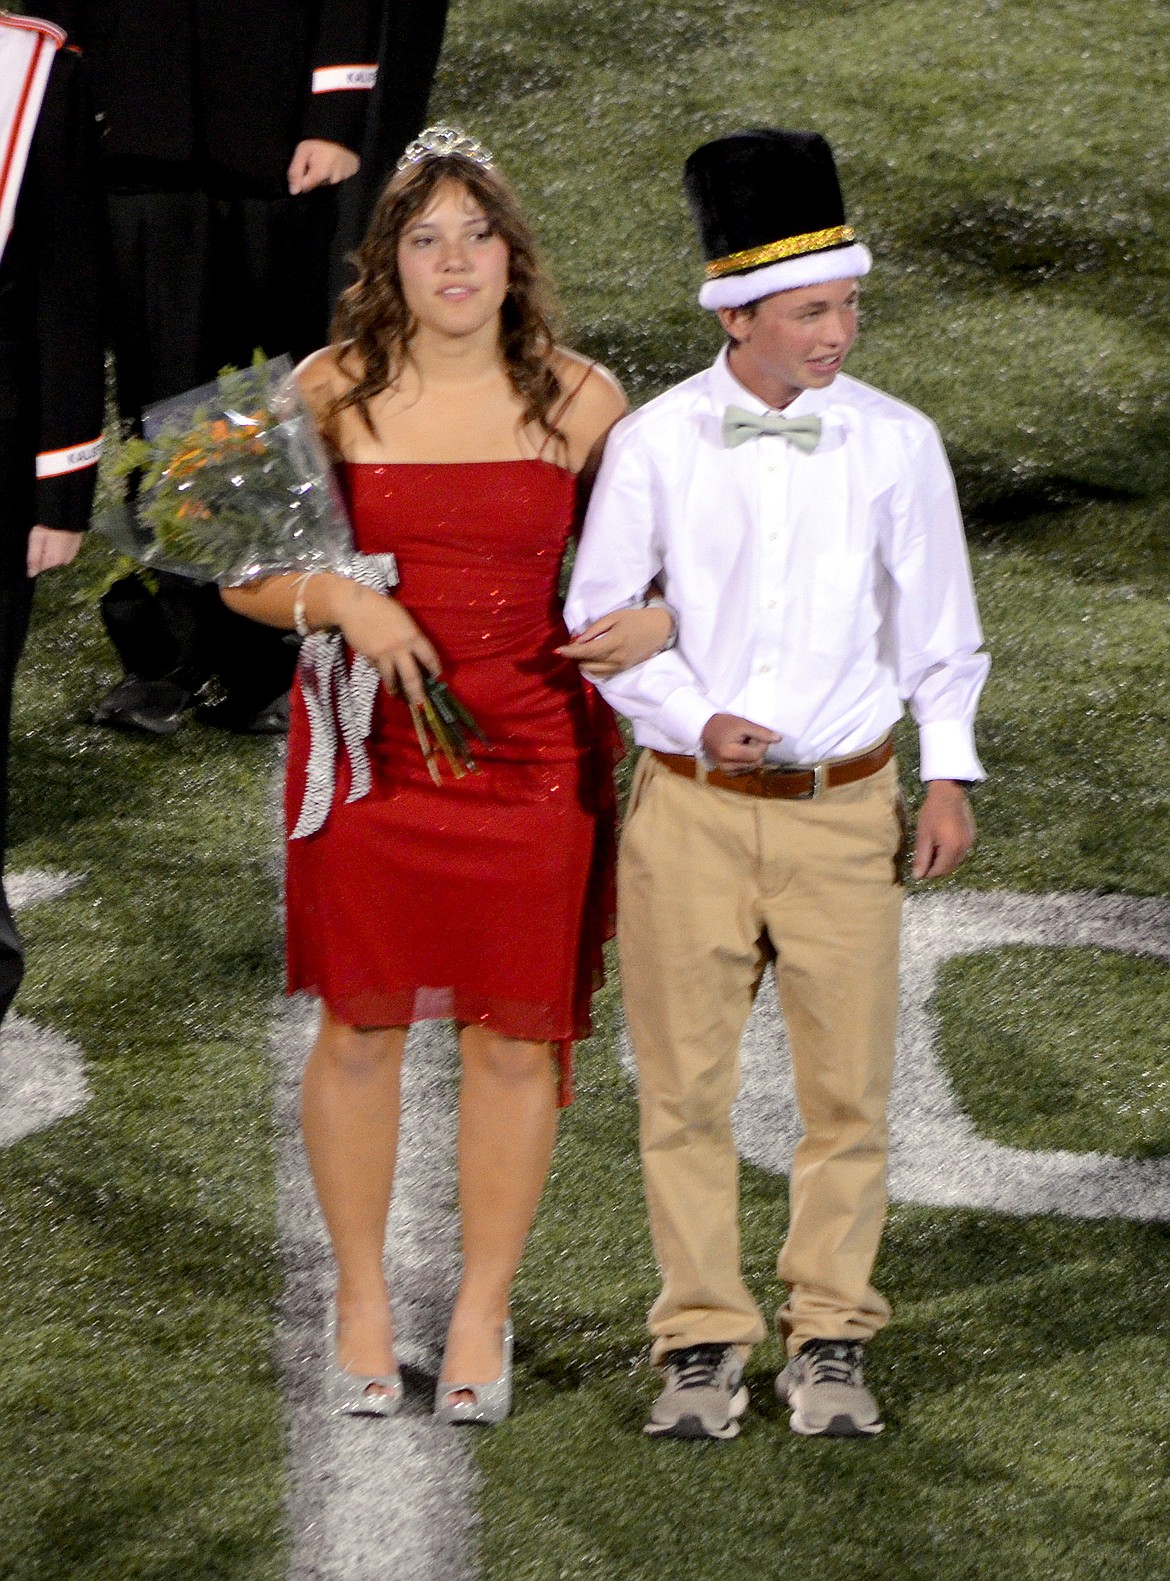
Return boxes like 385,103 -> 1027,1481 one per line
27,527 -> 83,577
701,712 -> 782,773
912,779 -> 976,880
287,139 -> 360,195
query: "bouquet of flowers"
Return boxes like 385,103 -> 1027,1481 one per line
99,356 -> 487,830
100,354 -> 353,586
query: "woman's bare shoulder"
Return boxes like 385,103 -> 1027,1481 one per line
293,344 -> 360,419
550,348 -> 628,450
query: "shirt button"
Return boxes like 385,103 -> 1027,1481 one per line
768,599 -> 778,609
758,663 -> 771,673
768,532 -> 779,542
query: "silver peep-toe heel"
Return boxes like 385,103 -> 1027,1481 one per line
433,1317 -> 514,1425
326,1304 -> 403,1418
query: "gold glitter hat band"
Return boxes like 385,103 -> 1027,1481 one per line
705,224 -> 855,280
697,241 -> 872,311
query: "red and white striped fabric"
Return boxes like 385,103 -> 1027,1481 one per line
0,12 -> 63,266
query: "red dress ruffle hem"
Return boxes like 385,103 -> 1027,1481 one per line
284,460 -> 622,1104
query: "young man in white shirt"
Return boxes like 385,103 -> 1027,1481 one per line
563,129 -> 989,1440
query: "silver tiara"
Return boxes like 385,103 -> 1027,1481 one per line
396,126 -> 495,172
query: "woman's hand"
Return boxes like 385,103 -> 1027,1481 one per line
556,603 -> 675,678
333,583 -> 441,705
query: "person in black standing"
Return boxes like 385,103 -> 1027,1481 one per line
0,11 -> 104,1024
40,0 -> 386,734
330,0 -> 449,298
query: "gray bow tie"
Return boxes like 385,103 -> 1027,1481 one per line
723,405 -> 822,453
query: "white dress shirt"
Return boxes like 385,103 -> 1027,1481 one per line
565,347 -> 989,782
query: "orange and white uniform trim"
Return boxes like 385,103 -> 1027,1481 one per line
35,436 -> 103,478
310,64 -> 377,94
0,13 -> 65,263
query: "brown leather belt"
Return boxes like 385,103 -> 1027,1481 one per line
650,735 -> 894,800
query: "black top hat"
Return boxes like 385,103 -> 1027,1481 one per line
683,130 -> 869,308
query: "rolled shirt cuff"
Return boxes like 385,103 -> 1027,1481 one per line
654,686 -> 719,754
918,719 -> 985,783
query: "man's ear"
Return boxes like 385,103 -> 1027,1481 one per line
717,305 -> 752,344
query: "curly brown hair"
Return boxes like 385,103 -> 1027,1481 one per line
325,153 -> 568,450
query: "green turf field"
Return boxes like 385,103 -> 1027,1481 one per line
3,1 -> 1169,1577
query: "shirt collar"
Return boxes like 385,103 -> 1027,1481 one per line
709,344 -> 841,420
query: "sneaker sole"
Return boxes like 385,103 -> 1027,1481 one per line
643,1384 -> 749,1442
788,1408 -> 884,1438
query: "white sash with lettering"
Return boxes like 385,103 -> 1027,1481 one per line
0,16 -> 63,266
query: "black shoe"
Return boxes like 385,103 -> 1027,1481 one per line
92,676 -> 195,735
194,692 -> 290,735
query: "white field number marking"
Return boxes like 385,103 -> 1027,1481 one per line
0,871 -> 91,1146
621,890 -> 1170,1221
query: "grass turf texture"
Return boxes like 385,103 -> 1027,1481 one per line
427,1 -> 1170,1577
2,0 -> 1167,1576
0,560 -> 287,1580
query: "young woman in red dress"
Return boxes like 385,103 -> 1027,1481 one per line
222,130 -> 670,1422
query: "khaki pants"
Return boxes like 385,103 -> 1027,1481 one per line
617,750 -> 904,1363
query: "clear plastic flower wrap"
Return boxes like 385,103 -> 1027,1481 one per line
99,355 -> 354,586
97,354 -> 488,834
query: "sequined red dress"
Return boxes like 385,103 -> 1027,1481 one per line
284,460 -> 620,1101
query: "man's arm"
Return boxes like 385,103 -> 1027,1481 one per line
564,427 -> 721,752
291,0 -> 379,190
32,44 -> 104,545
884,421 -> 989,878
885,421 -> 989,780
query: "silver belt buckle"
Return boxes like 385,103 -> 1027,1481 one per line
794,762 -> 827,799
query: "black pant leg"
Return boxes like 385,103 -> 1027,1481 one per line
101,186 -> 298,717
104,186 -> 215,417
100,188 -> 215,689
208,188 -> 336,367
0,574 -> 35,1024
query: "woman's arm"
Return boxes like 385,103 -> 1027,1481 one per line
556,600 -> 675,677
221,573 -> 441,705
552,354 -> 628,492
221,346 -> 440,704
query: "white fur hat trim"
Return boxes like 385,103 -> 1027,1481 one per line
698,242 -> 872,310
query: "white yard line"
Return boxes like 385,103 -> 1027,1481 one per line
7,859 -> 1170,1574
274,1000 -> 481,1581
0,871 -> 90,1146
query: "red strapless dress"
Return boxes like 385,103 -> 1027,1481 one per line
284,460 -> 621,1102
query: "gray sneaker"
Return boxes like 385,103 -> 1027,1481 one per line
775,1339 -> 884,1438
643,1343 -> 749,1441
